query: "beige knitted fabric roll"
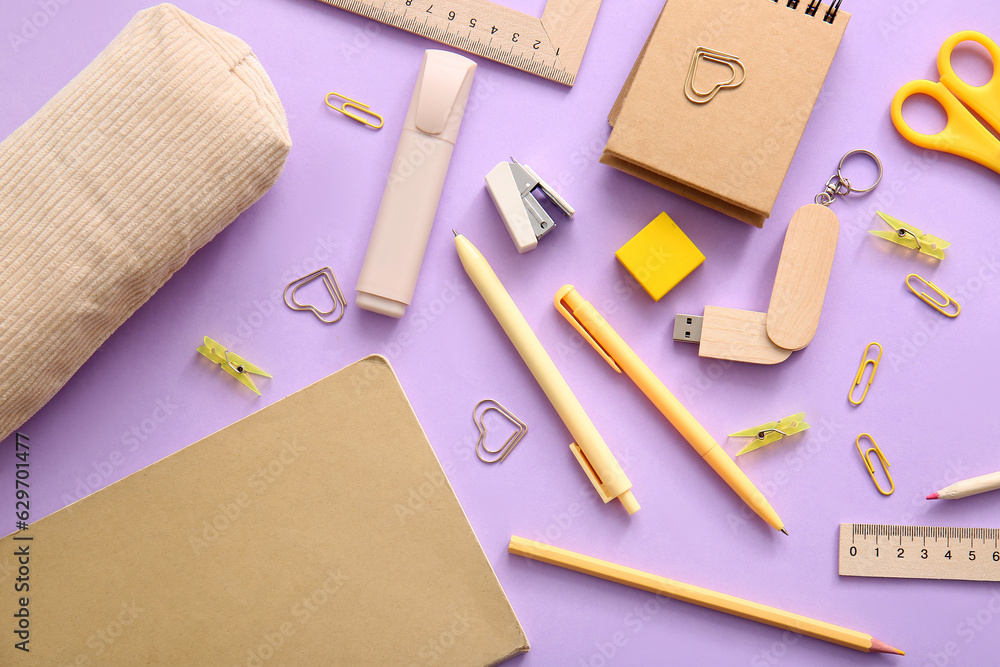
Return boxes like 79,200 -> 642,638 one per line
0,4 -> 291,440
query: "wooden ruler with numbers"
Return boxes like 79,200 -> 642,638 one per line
839,524 -> 1000,582
314,0 -> 603,86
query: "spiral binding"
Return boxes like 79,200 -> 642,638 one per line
775,0 -> 843,24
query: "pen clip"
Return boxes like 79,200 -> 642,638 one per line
568,442 -> 613,503
554,286 -> 622,373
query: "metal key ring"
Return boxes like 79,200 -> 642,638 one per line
837,149 -> 883,194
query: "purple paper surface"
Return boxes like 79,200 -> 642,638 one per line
2,0 -> 999,664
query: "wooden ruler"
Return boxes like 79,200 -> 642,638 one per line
314,0 -> 603,86
839,524 -> 1000,582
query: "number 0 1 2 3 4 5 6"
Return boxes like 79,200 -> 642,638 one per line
839,524 -> 1000,582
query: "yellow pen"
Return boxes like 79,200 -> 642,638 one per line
455,234 -> 639,514
554,285 -> 785,533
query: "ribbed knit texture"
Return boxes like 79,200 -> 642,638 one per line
0,4 -> 291,440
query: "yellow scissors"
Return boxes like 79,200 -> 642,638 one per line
891,31 -> 1000,175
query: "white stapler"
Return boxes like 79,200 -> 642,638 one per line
485,158 -> 575,253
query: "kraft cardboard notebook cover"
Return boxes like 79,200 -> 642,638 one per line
602,0 -> 850,227
0,356 -> 528,665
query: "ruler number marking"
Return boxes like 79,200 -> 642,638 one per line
321,0 -> 580,86
841,524 -> 1000,582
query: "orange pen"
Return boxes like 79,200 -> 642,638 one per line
555,285 -> 786,534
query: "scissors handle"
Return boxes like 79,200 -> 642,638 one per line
891,31 -> 1000,175
938,31 -> 1000,131
891,79 -> 1000,174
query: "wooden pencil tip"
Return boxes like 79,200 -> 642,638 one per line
926,492 -> 939,500
780,528 -> 789,536
870,638 -> 904,655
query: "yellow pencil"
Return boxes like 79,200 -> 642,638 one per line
508,536 -> 903,655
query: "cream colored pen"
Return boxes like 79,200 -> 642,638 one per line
454,232 -> 639,514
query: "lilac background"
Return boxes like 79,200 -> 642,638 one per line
3,0 -> 1000,664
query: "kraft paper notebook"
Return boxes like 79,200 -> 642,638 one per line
603,0 -> 850,227
0,356 -> 528,665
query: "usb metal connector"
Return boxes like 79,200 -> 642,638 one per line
672,314 -> 704,343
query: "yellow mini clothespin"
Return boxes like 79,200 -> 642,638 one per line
848,342 -> 882,406
870,212 -> 949,260
196,336 -> 271,395
325,92 -> 384,129
906,274 -> 961,317
730,412 -> 810,455
856,433 -> 893,495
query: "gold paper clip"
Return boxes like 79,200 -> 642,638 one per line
856,433 -> 893,495
196,336 -> 271,395
684,47 -> 747,104
325,92 -> 383,129
730,412 -> 810,455
871,212 -> 949,260
474,399 -> 528,464
848,342 -> 882,406
906,274 -> 960,317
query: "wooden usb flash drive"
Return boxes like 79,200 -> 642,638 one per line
675,204 -> 839,365
766,204 -> 839,350
673,307 -> 792,365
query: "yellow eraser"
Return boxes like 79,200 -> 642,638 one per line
615,212 -> 704,301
